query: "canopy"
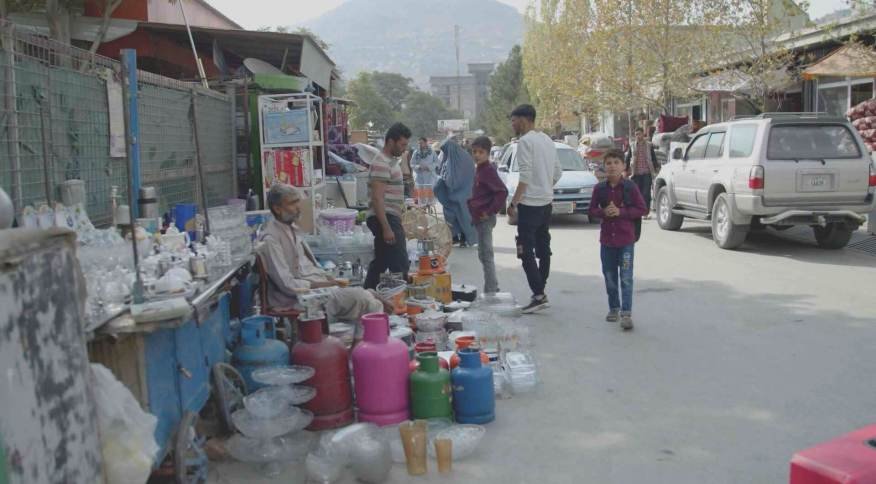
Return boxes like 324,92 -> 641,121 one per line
803,43 -> 876,80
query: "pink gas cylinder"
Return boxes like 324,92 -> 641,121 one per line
351,312 -> 410,425
790,424 -> 876,484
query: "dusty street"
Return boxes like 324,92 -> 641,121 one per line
211,216 -> 876,484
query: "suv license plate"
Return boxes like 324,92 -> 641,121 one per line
800,174 -> 834,192
553,202 -> 575,214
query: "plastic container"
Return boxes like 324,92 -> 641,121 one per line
232,316 -> 290,392
451,348 -> 495,424
429,425 -> 485,460
410,352 -> 452,420
352,313 -> 410,425
291,319 -> 354,430
318,207 -> 358,233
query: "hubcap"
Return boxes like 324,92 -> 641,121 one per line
715,201 -> 730,241
659,193 -> 670,224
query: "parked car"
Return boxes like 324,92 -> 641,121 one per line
490,145 -> 504,164
497,141 -> 598,218
654,113 -> 876,250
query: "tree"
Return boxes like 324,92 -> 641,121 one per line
483,45 -> 530,143
347,71 -> 394,131
88,0 -> 123,54
368,72 -> 414,113
400,91 -> 460,139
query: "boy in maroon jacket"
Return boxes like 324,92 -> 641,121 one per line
467,136 -> 508,294
588,149 -> 647,331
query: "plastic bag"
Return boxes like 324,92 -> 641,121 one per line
91,363 -> 159,484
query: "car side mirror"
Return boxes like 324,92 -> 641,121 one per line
498,165 -> 509,173
672,147 -> 684,160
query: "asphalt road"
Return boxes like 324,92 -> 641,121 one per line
211,215 -> 876,484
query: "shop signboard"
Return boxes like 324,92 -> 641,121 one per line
438,119 -> 469,133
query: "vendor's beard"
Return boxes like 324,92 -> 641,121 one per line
279,211 -> 300,225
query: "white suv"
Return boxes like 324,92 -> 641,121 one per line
654,113 -> 876,250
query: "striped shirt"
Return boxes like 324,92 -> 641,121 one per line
367,151 -> 405,217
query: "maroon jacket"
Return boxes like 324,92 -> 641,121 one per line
588,179 -> 647,247
468,162 -> 508,222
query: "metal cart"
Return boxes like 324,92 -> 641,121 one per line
88,261 -> 254,484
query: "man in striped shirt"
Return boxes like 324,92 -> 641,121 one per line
364,123 -> 412,289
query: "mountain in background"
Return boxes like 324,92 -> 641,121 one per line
305,0 -> 524,88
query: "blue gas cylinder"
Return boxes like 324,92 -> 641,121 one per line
451,348 -> 495,424
232,315 -> 289,392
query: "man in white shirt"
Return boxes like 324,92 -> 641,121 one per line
259,184 -> 390,335
507,104 -> 563,314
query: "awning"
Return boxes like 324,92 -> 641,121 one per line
803,43 -> 876,80
693,68 -> 796,93
134,22 -> 337,89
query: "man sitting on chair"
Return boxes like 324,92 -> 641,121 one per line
259,184 -> 392,336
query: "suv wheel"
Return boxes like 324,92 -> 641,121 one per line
711,193 -> 747,250
813,223 -> 853,250
656,187 -> 683,231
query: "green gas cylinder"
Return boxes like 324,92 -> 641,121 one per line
410,352 -> 452,419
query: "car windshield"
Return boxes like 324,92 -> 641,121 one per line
767,124 -> 861,160
558,148 -> 587,171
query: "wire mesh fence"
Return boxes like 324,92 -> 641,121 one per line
0,21 -> 235,227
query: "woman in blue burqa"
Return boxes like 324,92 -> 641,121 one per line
434,138 -> 477,246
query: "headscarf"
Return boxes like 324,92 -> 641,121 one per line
439,139 -> 475,197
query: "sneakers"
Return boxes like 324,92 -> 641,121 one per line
521,295 -> 550,314
620,312 -> 634,331
606,309 -> 620,322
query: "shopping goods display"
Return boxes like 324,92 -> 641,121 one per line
429,424 -> 485,460
399,420 -> 428,476
232,316 -> 290,392
451,348 -> 496,424
410,352 -> 452,420
352,313 -> 411,425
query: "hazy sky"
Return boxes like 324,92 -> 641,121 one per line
207,0 -> 844,30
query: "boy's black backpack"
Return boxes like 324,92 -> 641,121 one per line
593,179 -> 642,242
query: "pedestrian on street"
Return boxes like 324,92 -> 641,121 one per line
411,137 -> 438,187
624,127 -> 660,217
400,145 -> 415,199
467,136 -> 508,294
434,139 -> 478,247
507,104 -> 563,314
364,123 -> 412,289
589,149 -> 647,331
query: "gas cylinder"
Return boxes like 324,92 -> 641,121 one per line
451,348 -> 495,424
409,341 -> 449,372
291,318 -> 354,430
352,312 -> 410,425
449,336 -> 490,369
232,315 -> 289,392
410,352 -> 452,420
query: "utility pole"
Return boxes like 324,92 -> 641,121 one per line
455,24 -> 462,117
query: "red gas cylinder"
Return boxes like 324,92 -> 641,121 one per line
291,318 -> 354,430
449,336 -> 490,369
790,424 -> 876,484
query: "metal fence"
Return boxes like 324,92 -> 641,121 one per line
0,21 -> 235,227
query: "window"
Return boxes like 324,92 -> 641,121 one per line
767,124 -> 861,160
705,132 -> 726,158
852,82 -> 873,107
818,85 -> 849,116
685,134 -> 710,160
729,124 -> 758,158
557,148 -> 586,171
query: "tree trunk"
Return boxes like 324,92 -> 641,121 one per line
89,0 -> 122,55
46,0 -> 72,46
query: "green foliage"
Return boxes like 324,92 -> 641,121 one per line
400,90 -> 460,139
368,72 -> 414,113
347,72 -> 394,131
483,45 -> 530,143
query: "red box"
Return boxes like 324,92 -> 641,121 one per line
263,148 -> 309,189
790,425 -> 876,484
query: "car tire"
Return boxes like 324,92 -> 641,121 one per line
711,193 -> 747,250
813,223 -> 853,250
656,187 -> 683,231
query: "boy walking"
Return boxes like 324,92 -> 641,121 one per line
467,136 -> 508,294
588,150 -> 647,331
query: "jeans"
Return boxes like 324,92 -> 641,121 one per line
364,214 -> 409,289
516,204 -> 552,296
632,173 -> 653,210
475,215 -> 499,293
600,244 -> 635,313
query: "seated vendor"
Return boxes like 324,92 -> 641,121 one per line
259,184 -> 392,335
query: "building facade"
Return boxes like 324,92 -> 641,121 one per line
429,63 -> 494,121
